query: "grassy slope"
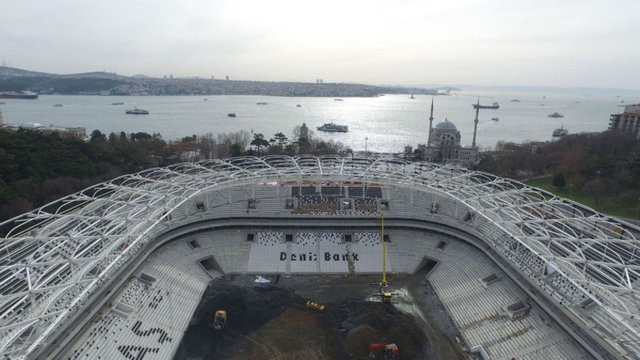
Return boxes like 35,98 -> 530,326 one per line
525,176 -> 638,220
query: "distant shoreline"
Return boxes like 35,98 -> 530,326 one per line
0,65 -> 455,97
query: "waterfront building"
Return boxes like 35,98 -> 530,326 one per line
609,103 -> 640,138
1,121 -> 87,140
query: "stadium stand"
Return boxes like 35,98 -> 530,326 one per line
0,155 -> 638,359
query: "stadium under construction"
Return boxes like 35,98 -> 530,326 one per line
0,156 -> 639,359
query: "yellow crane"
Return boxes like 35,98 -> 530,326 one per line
381,204 -> 387,286
379,204 -> 392,302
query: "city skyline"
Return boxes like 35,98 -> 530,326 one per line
2,0 -> 640,89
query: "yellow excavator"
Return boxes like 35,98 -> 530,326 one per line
305,300 -> 325,311
213,310 -> 227,330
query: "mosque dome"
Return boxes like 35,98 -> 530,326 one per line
434,119 -> 457,130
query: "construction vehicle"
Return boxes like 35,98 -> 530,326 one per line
305,300 -> 325,311
369,343 -> 398,359
213,310 -> 227,330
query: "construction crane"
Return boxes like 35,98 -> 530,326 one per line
378,204 -> 395,302
381,203 -> 388,287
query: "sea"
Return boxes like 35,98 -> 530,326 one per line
1,88 -> 639,153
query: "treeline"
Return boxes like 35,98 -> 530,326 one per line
0,127 -> 351,222
476,130 -> 640,212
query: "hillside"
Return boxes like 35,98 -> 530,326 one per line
0,66 -> 443,97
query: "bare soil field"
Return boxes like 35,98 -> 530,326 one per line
174,271 -> 466,360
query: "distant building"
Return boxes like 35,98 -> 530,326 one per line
609,103 -> 640,138
1,121 -> 87,140
300,123 -> 309,141
416,98 -> 478,166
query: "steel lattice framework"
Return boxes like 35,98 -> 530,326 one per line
0,155 -> 639,359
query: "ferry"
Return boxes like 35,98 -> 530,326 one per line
317,123 -> 348,133
473,102 -> 499,109
552,126 -> 568,138
125,108 -> 149,115
0,91 -> 39,100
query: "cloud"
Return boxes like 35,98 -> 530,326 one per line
1,0 -> 639,88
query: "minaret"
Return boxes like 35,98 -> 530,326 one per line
428,97 -> 434,144
472,98 -> 480,148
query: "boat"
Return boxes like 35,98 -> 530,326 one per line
491,117 -> 499,122
256,102 -> 268,105
333,98 -> 344,101
125,108 -> 149,115
552,126 -> 568,138
53,104 -> 63,107
0,91 -> 39,100
317,123 -> 348,133
472,102 -> 499,109
296,104 -> 301,107
548,112 -> 564,118
227,113 -> 236,117
111,102 -> 124,105
510,99 -> 520,102
410,94 -> 415,99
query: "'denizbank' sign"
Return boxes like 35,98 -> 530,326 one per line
279,251 -> 359,262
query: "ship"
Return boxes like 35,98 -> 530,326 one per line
0,91 -> 39,100
317,123 -> 348,133
227,113 -> 236,117
548,112 -> 564,118
473,102 -> 499,109
256,102 -> 268,105
125,108 -> 149,115
552,126 -> 568,138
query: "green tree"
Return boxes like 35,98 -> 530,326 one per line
270,132 -> 288,148
251,133 -> 269,154
552,173 -> 566,190
90,129 -> 106,143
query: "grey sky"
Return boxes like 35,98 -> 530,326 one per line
2,0 -> 639,88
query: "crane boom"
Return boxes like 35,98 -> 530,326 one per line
381,205 -> 387,286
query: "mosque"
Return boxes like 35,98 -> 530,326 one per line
417,98 -> 479,166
